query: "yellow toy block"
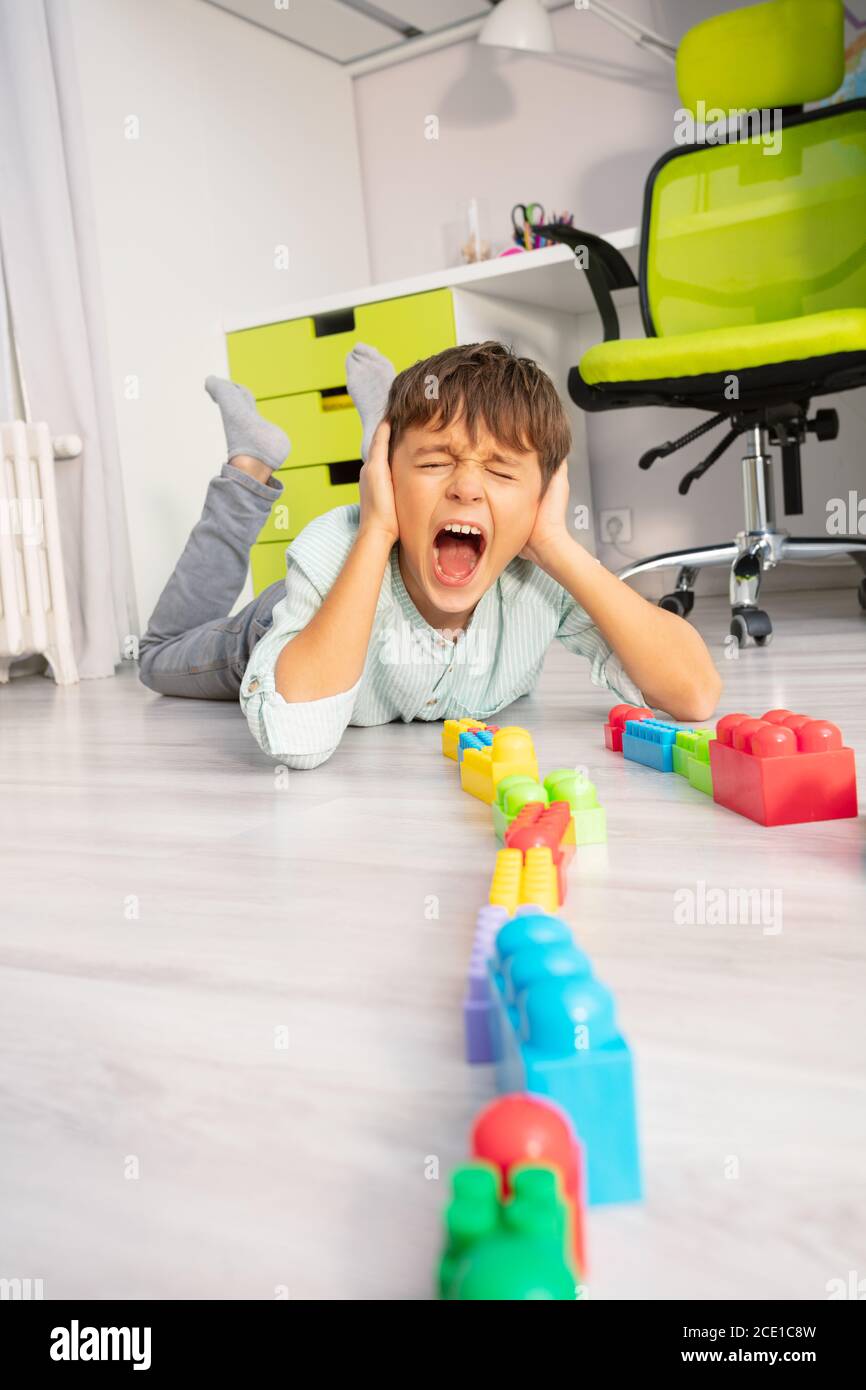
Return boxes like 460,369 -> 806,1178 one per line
442,718 -> 486,761
491,727 -> 540,786
518,847 -> 559,914
461,745 -> 495,803
489,848 -> 523,910
460,726 -> 540,804
488,846 -> 560,914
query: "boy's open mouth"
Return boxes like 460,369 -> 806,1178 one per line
432,520 -> 488,588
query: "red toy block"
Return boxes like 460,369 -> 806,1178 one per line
710,708 -> 858,827
470,1093 -> 587,1282
505,801 -> 575,903
604,703 -> 653,752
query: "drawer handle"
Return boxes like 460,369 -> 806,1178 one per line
320,388 -> 354,413
329,459 -> 363,486
313,307 -> 355,338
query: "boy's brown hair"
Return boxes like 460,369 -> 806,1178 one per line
385,341 -> 571,493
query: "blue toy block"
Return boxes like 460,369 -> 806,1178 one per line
459,728 -> 493,763
487,913 -> 642,1207
622,718 -> 687,773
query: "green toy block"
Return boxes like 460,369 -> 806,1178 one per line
438,1162 -> 577,1301
544,768 -> 607,846
674,729 -> 715,795
672,739 -> 691,779
688,731 -> 715,795
491,774 -> 549,843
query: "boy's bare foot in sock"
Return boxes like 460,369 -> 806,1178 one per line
205,375 -> 290,483
346,344 -> 396,461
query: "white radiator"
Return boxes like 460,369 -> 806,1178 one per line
0,420 -> 78,684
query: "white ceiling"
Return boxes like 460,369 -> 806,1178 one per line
204,0 -> 494,65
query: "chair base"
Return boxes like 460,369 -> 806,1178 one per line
618,533 -> 866,646
616,425 -> 866,647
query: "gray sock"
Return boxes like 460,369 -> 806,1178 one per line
205,375 -> 290,473
346,344 -> 396,460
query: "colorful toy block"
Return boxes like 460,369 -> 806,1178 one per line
489,846 -> 559,913
604,703 -> 653,752
438,1161 -> 577,1300
460,726 -> 540,804
505,801 -> 574,905
442,718 -> 487,760
458,728 -> 493,762
471,1094 -> 587,1281
673,728 -> 716,795
544,768 -> 606,846
491,774 -> 549,842
622,717 -> 686,773
487,912 -> 642,1206
464,903 -> 549,1064
464,905 -> 509,1063
709,708 -> 858,827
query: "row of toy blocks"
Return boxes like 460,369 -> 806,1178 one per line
492,769 -> 606,847
489,846 -> 560,914
460,726 -> 540,805
710,708 -> 858,826
486,910 -> 642,1207
603,703 -> 653,751
672,727 -> 715,795
608,704 -> 716,786
441,718 -> 499,761
438,1094 -> 586,1300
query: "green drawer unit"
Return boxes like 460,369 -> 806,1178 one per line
258,461 -> 361,546
227,288 -> 456,399
258,390 -> 361,471
250,540 -> 290,595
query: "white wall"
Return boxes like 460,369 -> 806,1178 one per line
352,0 -> 866,601
68,0 -> 371,623
352,0 -> 741,284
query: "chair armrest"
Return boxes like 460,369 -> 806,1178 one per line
534,224 -> 637,341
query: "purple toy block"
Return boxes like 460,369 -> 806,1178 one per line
464,904 -> 545,1064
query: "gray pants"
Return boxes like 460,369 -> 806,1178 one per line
139,464 -> 284,700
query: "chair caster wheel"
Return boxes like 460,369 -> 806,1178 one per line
659,591 -> 694,618
730,608 -> 773,648
858,577 -> 866,612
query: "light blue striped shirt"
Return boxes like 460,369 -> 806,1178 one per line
241,505 -> 641,768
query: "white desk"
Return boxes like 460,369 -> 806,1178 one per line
223,232 -> 640,331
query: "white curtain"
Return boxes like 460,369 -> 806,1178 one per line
0,0 -> 137,677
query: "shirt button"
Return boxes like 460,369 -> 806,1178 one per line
426,698 -> 437,706
248,679 -> 259,692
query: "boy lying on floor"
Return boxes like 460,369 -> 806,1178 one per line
139,341 -> 721,767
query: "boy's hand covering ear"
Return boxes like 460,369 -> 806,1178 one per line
519,459 -> 571,567
358,421 -> 400,544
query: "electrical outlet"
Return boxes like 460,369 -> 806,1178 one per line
599,508 -> 632,544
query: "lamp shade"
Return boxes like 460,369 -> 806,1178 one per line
478,0 -> 556,55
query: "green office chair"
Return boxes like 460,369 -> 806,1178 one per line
541,0 -> 866,646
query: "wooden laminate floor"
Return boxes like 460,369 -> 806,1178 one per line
1,588 -> 865,1301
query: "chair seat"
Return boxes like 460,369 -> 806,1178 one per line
580,308 -> 866,387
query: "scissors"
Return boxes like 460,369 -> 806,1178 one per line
511,202 -> 546,250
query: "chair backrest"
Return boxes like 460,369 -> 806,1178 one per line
642,0 -> 865,339
641,102 -> 866,338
